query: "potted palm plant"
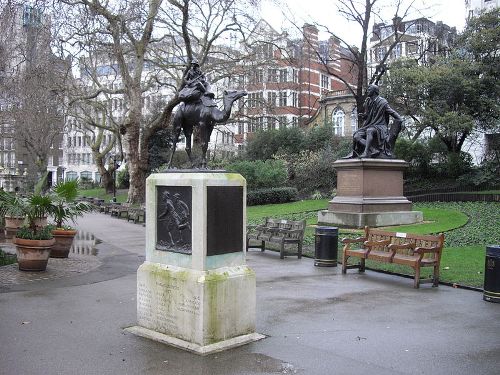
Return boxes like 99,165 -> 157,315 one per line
49,180 -> 94,258
0,190 -> 55,271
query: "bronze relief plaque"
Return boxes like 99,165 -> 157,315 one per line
156,186 -> 192,254
206,186 -> 243,256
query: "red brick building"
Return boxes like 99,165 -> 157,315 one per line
233,21 -> 357,148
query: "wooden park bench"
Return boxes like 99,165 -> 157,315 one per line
342,227 -> 445,288
247,218 -> 306,259
127,205 -> 146,224
110,203 -> 131,218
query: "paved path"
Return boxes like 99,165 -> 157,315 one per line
0,213 -> 499,375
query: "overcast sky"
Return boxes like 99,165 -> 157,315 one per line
261,0 -> 467,45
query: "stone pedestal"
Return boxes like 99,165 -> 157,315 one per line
318,159 -> 423,228
126,172 -> 264,355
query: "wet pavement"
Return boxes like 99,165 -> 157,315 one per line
0,213 -> 499,375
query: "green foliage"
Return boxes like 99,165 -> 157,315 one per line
245,127 -> 304,161
425,202 -> 500,247
0,190 -> 54,235
116,166 -> 130,189
225,159 -> 288,189
247,187 -> 298,206
0,248 -> 17,266
50,180 -> 94,228
457,158 -> 500,187
148,128 -> 174,172
385,28 -> 499,154
276,139 -> 351,195
16,225 -> 53,240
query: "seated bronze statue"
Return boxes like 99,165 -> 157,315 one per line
344,84 -> 403,159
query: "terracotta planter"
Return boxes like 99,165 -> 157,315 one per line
51,229 -> 77,258
4,216 -> 25,239
13,237 -> 55,271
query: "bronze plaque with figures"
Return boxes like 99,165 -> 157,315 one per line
156,186 -> 192,254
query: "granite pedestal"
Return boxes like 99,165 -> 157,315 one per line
318,159 -> 423,228
126,172 -> 263,355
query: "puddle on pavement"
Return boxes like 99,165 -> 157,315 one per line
71,231 -> 99,256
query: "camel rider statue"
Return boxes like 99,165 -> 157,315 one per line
178,59 -> 216,107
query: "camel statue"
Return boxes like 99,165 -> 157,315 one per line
167,89 -> 247,169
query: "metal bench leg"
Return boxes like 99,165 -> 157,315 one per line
261,240 -> 265,252
280,241 -> 285,259
297,243 -> 302,259
359,258 -> 366,273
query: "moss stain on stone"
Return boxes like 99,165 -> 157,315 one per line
204,271 -> 230,344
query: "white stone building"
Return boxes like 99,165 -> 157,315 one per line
465,0 -> 499,19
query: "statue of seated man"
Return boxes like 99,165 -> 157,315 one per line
344,84 -> 403,159
178,59 -> 215,107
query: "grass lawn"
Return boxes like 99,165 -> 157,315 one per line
79,188 -> 128,203
79,188 -> 497,288
248,200 -> 498,288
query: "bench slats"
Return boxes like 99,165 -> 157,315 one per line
342,226 -> 445,288
247,218 -> 306,259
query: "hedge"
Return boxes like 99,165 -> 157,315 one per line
247,187 -> 298,206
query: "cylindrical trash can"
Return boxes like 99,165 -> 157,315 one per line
314,226 -> 338,267
484,245 -> 500,303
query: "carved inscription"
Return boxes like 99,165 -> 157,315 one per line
138,276 -> 200,335
337,173 -> 361,196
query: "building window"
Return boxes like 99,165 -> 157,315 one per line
279,91 -> 287,107
66,171 -> 78,181
351,108 -> 358,133
267,117 -> 277,130
332,108 -> 345,136
81,171 -> 92,181
278,116 -> 287,129
321,74 -> 329,91
291,117 -> 298,128
267,69 -> 278,83
238,122 -> 244,134
267,92 -> 277,107
279,69 -> 288,83
292,69 -> 299,83
291,92 -> 298,107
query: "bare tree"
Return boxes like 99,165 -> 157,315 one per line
53,0 -> 260,203
0,1 -> 69,189
285,0 -> 423,118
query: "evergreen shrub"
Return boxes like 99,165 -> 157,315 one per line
225,159 -> 287,189
247,187 -> 298,206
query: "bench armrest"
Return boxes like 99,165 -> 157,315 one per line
388,242 -> 415,260
414,246 -> 442,255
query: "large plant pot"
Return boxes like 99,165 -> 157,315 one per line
4,216 -> 25,239
51,229 -> 77,258
13,237 -> 55,271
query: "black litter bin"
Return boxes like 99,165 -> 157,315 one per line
484,245 -> 500,303
314,226 -> 338,267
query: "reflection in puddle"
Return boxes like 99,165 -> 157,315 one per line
71,231 -> 98,256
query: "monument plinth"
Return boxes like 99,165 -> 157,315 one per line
126,172 -> 264,355
318,159 -> 423,228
